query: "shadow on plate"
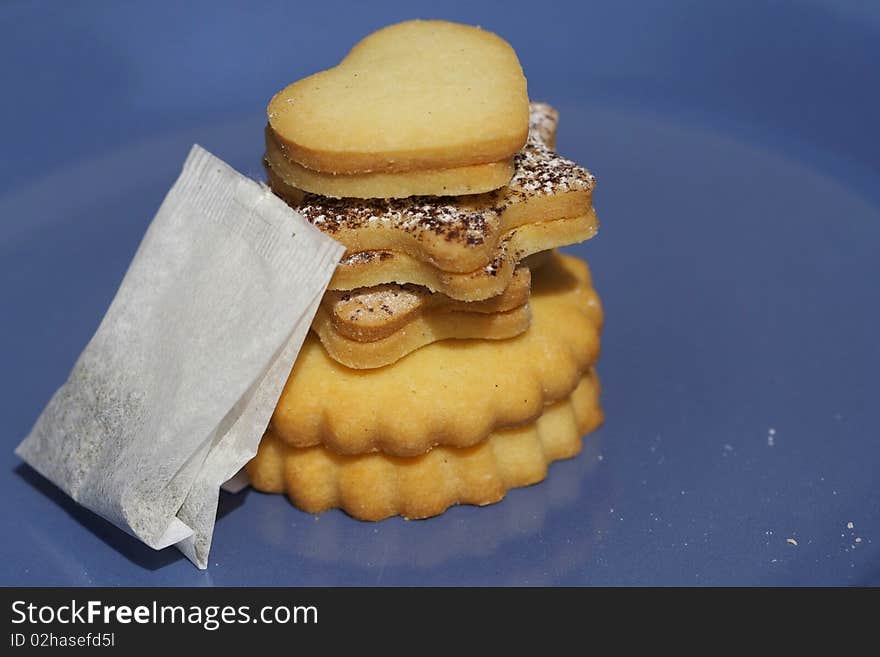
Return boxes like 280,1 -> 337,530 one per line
248,431 -> 613,582
13,463 -> 248,571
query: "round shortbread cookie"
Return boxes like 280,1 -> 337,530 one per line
269,253 -> 603,456
247,370 -> 603,521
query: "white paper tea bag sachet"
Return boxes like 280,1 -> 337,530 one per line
15,145 -> 344,569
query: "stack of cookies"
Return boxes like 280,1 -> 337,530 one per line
247,20 -> 605,520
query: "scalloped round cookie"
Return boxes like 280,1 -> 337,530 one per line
269,253 -> 603,456
326,212 -> 598,301
247,370 -> 603,521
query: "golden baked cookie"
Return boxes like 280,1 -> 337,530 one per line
326,213 -> 596,301
313,262 -> 530,369
270,253 -> 603,456
313,302 -> 531,370
265,126 -> 515,198
267,102 -> 595,274
247,371 -> 603,521
320,264 -> 530,342
267,20 -> 529,175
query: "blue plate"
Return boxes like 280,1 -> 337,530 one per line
1,1 -> 878,586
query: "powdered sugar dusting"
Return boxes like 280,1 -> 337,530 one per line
289,102 -> 595,248
511,102 -> 596,195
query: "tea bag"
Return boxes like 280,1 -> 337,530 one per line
15,145 -> 344,568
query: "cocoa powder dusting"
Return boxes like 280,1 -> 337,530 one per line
292,102 -> 594,249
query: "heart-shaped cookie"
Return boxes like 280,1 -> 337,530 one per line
267,20 -> 529,174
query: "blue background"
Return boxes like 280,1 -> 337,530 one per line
1,0 -> 878,585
